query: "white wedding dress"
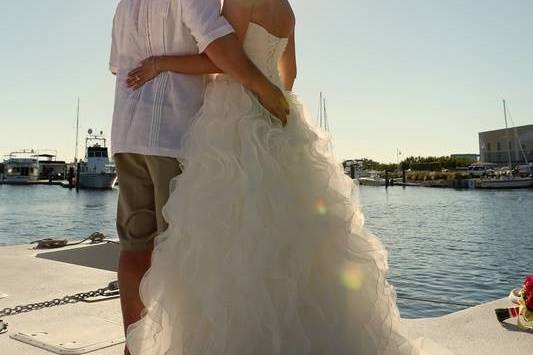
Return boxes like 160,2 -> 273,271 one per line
126,23 -> 445,355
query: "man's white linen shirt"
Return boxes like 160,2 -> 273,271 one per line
110,0 -> 233,157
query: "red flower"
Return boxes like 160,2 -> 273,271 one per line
523,275 -> 533,311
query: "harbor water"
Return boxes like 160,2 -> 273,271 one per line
1,184 -> 532,319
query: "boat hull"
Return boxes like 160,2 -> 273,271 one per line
358,177 -> 387,186
78,173 -> 116,189
3,175 -> 39,184
479,177 -> 533,189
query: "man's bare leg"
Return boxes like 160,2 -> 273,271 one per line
118,246 -> 153,355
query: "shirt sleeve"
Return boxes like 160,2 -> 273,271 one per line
180,0 -> 235,53
109,11 -> 120,74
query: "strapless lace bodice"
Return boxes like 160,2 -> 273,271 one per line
243,23 -> 289,88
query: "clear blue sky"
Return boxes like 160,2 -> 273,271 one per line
1,0 -> 532,162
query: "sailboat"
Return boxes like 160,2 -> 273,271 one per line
317,91 -> 333,153
479,100 -> 533,189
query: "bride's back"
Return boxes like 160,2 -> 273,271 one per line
249,0 -> 295,40
223,0 -> 297,90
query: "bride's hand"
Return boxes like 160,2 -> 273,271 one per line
256,82 -> 290,126
126,57 -> 161,90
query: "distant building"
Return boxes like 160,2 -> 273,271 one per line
479,124 -> 533,165
450,154 -> 480,162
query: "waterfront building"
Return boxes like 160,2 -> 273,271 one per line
479,124 -> 533,165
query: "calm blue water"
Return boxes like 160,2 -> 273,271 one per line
1,184 -> 532,318
358,186 -> 533,318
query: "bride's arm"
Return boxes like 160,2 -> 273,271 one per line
278,29 -> 297,91
156,54 -> 219,74
127,0 -> 253,88
126,55 -> 220,89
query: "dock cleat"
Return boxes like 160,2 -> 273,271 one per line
497,276 -> 533,329
509,287 -> 523,305
0,320 -> 7,335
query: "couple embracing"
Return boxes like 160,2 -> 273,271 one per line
110,0 -> 445,354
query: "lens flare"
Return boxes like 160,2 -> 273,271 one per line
340,265 -> 363,290
315,199 -> 327,215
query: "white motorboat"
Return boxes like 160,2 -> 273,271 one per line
357,176 -> 387,186
77,130 -> 116,190
3,150 -> 40,184
356,170 -> 387,186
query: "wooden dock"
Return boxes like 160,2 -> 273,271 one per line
1,243 -> 532,354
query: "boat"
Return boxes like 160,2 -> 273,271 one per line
358,176 -> 387,186
36,151 -> 66,181
357,170 -> 387,186
478,100 -> 533,189
479,176 -> 533,189
2,150 -> 40,184
77,130 -> 117,189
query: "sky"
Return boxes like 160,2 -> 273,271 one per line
1,0 -> 532,163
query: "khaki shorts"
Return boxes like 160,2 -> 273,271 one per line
114,153 -> 182,251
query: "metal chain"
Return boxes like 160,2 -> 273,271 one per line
0,281 -> 119,318
31,231 -> 110,249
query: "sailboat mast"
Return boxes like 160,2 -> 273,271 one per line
75,97 -> 80,162
323,96 -> 328,131
503,99 -> 512,168
319,92 -> 323,128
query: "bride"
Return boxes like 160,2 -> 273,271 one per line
124,0 -> 445,354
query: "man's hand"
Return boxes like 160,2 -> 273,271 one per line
255,82 -> 290,126
126,57 -> 160,90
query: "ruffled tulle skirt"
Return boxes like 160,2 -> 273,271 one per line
126,79 -> 434,354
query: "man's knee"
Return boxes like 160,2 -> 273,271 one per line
117,208 -> 158,252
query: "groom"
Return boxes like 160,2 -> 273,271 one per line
109,0 -> 287,353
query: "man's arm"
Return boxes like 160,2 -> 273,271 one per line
109,7 -> 120,75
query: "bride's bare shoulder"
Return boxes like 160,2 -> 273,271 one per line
283,0 -> 296,27
273,0 -> 295,30
248,0 -> 295,37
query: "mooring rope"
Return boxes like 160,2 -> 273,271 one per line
396,294 -> 478,308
